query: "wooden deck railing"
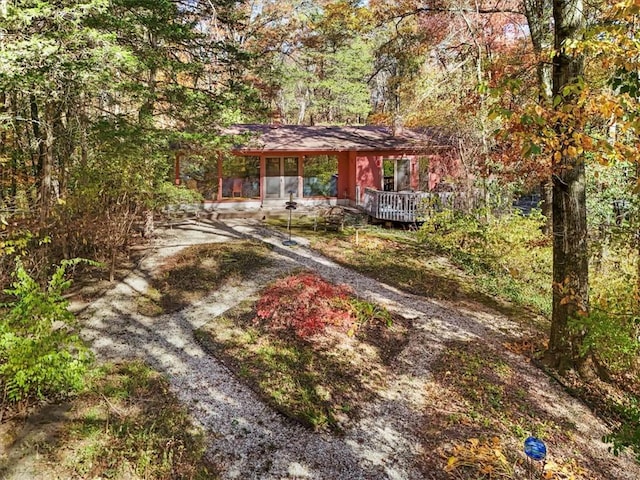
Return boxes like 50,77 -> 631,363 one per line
362,188 -> 452,223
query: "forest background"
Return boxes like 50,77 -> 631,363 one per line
2,0 -> 640,466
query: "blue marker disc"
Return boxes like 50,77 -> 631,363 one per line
524,436 -> 547,461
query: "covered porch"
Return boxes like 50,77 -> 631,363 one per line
175,151 -> 347,208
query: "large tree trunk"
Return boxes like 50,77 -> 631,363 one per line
548,161 -> 589,372
545,0 -> 590,374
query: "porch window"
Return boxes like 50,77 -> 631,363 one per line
303,155 -> 338,197
222,155 -> 260,199
383,158 -> 411,192
266,157 -> 300,198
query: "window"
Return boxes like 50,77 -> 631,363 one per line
303,155 -> 338,197
222,156 -> 260,198
383,158 -> 411,192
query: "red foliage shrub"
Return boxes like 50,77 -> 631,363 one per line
255,272 -> 354,338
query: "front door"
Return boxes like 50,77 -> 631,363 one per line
383,158 -> 411,191
265,157 -> 299,199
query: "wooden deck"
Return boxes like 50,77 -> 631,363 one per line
362,188 -> 452,223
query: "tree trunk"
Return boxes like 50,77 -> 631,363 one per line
548,161 -> 589,372
30,95 -> 45,184
540,180 -> 553,234
545,0 -> 589,374
523,0 -> 553,103
0,91 -> 5,201
297,96 -> 307,125
39,102 -> 55,225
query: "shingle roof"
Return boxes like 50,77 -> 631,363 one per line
222,124 -> 455,152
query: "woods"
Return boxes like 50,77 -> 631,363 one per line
0,0 -> 258,279
2,0 -> 640,476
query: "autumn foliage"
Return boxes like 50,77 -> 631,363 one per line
255,272 -> 354,338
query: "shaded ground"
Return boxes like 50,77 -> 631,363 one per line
0,362 -> 214,480
2,218 -> 639,479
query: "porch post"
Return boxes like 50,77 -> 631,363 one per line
348,151 -> 357,204
259,155 -> 266,204
216,153 -> 223,201
298,155 -> 304,199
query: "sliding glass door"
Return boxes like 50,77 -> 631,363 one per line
265,157 -> 299,199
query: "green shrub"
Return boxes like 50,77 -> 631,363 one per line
0,259 -> 93,403
575,256 -> 640,373
570,310 -> 640,374
154,182 -> 203,209
417,209 -> 552,313
604,396 -> 640,462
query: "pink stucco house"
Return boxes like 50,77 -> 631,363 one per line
175,124 -> 460,221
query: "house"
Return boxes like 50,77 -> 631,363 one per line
174,124 -> 460,221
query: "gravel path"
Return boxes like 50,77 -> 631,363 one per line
81,219 -> 639,480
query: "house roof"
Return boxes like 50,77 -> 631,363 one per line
222,124 -> 455,153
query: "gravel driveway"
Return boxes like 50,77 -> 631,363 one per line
81,219 -> 639,480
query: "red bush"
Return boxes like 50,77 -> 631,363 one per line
255,272 -> 353,338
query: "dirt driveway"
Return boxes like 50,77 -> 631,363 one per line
78,219 -> 639,480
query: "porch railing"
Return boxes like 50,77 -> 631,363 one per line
362,188 -> 452,223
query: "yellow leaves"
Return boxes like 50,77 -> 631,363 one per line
559,296 -> 572,306
542,458 -> 587,479
553,151 -> 562,162
443,437 -> 512,477
598,99 -> 625,120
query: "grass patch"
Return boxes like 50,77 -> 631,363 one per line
140,240 -> 272,315
0,361 -> 216,480
196,272 -> 410,432
419,341 -> 612,479
267,214 -> 550,324
65,361 -> 215,479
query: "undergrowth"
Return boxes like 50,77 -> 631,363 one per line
417,208 -> 552,315
61,361 -> 215,479
1,259 -> 93,407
